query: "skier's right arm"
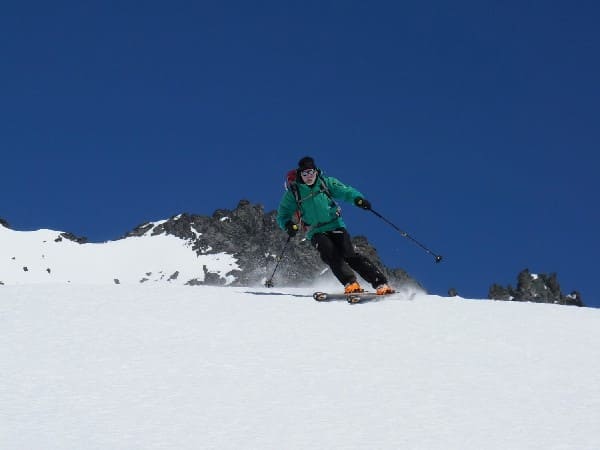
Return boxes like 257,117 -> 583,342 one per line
276,191 -> 298,230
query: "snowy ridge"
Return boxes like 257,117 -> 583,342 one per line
0,223 -> 238,285
0,203 -> 427,290
1,284 -> 599,450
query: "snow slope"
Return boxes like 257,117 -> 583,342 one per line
0,223 -> 239,285
2,284 -> 599,450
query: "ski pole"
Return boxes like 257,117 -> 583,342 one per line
369,208 -> 443,263
265,235 -> 292,287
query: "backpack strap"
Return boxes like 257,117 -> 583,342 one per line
289,182 -> 303,214
286,174 -> 307,231
308,178 -> 342,229
318,177 -> 341,217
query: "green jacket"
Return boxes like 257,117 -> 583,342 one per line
277,172 -> 364,240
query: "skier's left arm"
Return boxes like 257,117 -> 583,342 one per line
325,176 -> 371,209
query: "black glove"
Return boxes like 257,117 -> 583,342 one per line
285,221 -> 299,237
354,197 -> 371,210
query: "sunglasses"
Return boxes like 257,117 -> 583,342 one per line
300,168 -> 317,177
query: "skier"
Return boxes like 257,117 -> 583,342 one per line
277,156 -> 394,295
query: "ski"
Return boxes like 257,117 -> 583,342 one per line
312,291 -> 386,304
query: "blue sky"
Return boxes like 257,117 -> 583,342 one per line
2,1 -> 599,306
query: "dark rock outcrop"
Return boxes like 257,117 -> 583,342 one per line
55,232 -> 89,244
124,200 -> 422,289
488,269 -> 584,307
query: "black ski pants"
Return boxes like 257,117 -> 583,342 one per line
311,227 -> 387,288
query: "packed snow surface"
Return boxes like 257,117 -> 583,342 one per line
2,284 -> 599,450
